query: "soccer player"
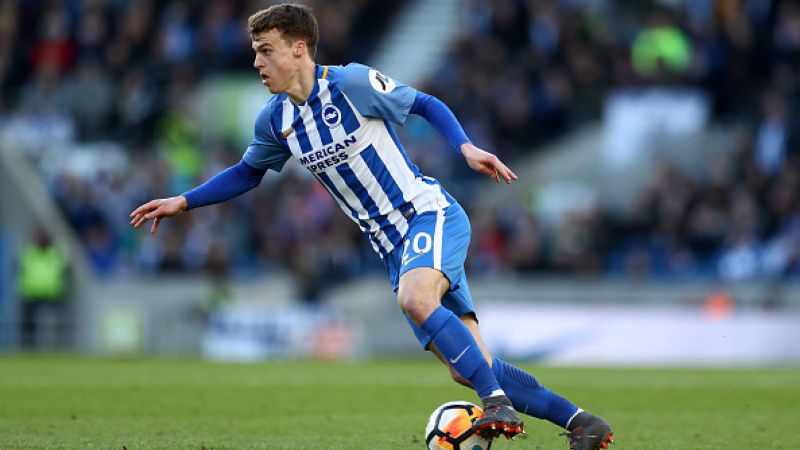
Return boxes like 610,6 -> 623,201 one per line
130,4 -> 613,448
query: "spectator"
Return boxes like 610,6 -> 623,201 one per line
17,228 -> 71,349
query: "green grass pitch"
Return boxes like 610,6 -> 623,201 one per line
0,356 -> 797,449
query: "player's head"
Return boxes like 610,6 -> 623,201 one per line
248,3 -> 318,93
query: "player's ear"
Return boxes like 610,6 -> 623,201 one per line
294,40 -> 306,57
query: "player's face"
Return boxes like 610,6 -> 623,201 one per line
251,29 -> 300,94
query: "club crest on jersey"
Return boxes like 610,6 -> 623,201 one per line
368,69 -> 396,93
322,103 -> 341,128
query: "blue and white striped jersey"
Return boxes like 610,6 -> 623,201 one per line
243,63 -> 454,258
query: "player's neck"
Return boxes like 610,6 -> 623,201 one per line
286,59 -> 317,105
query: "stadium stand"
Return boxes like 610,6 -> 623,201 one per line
1,0 -> 798,296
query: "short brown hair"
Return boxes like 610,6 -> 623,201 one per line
247,3 -> 319,58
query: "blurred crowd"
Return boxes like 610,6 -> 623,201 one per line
410,0 -> 800,283
426,0 -> 797,154
2,0 -> 799,297
468,126 -> 800,281
0,0 -> 393,144
443,0 -> 800,281
0,0 -> 400,299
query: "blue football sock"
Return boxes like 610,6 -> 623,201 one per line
421,306 -> 502,399
492,357 -> 579,428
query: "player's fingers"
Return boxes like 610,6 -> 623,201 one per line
132,214 -> 144,228
480,164 -> 497,180
151,217 -> 161,235
493,161 -> 517,184
134,209 -> 162,228
131,209 -> 154,225
495,166 -> 509,184
130,212 -> 147,225
133,215 -> 150,229
497,162 -> 513,179
130,200 -> 158,218
144,209 -> 162,222
500,166 -> 516,184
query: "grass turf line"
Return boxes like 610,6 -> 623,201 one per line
0,356 -> 797,449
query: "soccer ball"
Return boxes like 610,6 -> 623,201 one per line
424,401 -> 492,450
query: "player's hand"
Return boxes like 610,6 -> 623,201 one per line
460,143 -> 518,184
129,196 -> 188,235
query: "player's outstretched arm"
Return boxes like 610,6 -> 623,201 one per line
130,159 -> 268,235
408,91 -> 517,184
130,196 -> 187,235
460,142 -> 518,184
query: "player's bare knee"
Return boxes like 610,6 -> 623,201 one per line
397,289 -> 437,325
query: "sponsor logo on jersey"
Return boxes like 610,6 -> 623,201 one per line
368,69 -> 396,93
298,134 -> 358,173
321,103 -> 341,128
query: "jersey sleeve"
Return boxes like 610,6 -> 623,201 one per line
242,101 -> 292,172
338,63 -> 417,125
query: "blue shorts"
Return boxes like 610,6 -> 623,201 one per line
384,202 -> 475,350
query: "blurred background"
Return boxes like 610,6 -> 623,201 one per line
0,0 -> 798,365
